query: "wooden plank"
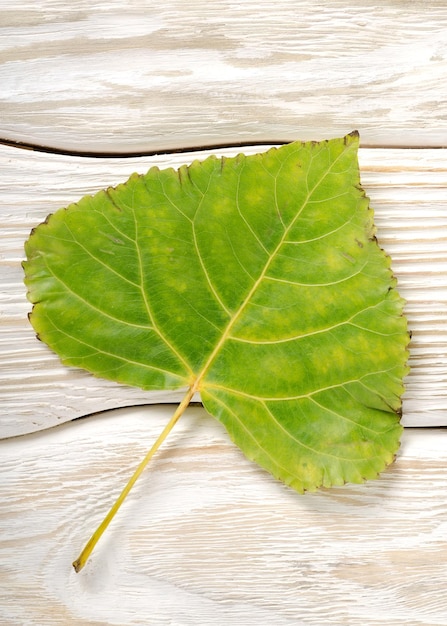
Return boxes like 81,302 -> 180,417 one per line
1,143 -> 446,436
1,1 -> 447,151
1,4 -> 445,623
1,407 -> 446,625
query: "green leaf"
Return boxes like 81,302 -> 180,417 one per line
24,132 -> 409,494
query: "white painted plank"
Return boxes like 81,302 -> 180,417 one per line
0,1 -> 447,151
1,143 -> 446,436
1,407 -> 446,625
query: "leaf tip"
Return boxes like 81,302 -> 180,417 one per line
342,130 -> 360,151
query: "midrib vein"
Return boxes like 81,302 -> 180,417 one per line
194,141 -> 355,391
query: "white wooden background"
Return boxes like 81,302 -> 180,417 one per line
1,2 -> 447,624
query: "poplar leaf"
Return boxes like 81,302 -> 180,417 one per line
24,133 -> 409,492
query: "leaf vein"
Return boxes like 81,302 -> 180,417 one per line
191,170 -> 233,316
198,138 -> 358,384
235,161 -> 270,254
208,390 -> 299,482
229,297 -> 385,344
265,259 -> 367,288
308,396 -> 381,435
43,317 -> 187,382
129,195 -> 194,376
43,260 -> 153,330
204,367 -> 399,402
260,399 -> 369,462
63,222 -> 141,289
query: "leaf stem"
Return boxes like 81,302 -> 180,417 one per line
72,385 -> 196,573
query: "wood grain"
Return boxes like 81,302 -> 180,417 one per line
1,2 -> 446,624
1,1 -> 447,152
1,143 -> 446,437
1,406 -> 446,625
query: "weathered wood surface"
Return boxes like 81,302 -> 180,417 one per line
1,407 -> 447,625
1,144 -> 446,436
1,1 -> 447,624
1,1 -> 447,152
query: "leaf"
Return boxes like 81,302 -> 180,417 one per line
24,132 -> 409,496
